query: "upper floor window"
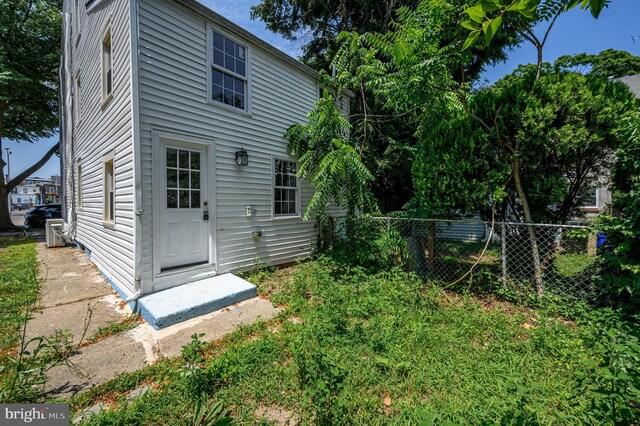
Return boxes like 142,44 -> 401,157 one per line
101,28 -> 113,102
211,30 -> 246,110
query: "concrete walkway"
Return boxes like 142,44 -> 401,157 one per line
27,243 -> 280,398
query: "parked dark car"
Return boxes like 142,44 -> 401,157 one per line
23,204 -> 62,228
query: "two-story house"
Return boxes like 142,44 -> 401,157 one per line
61,0 -> 348,327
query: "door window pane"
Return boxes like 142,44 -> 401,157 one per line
166,147 -> 204,209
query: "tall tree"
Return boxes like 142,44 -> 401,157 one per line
555,48 -> 640,79
257,0 -> 522,212
0,0 -> 62,229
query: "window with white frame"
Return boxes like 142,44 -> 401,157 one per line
211,30 -> 246,110
274,159 -> 298,216
76,162 -> 83,209
75,73 -> 81,124
74,0 -> 80,39
101,27 -> 112,101
579,186 -> 599,208
103,154 -> 115,223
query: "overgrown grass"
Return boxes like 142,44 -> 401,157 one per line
68,257 -> 638,425
0,237 -> 38,357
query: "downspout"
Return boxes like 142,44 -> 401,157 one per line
61,10 -> 77,240
127,0 -> 144,303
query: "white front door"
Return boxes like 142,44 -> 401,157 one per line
159,142 -> 209,271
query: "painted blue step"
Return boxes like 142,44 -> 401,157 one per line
137,274 -> 257,329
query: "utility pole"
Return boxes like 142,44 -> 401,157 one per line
4,147 -> 10,180
4,148 -> 11,213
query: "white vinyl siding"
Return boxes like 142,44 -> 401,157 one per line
137,0 -> 321,283
62,0 -> 135,295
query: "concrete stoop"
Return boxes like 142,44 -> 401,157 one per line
137,274 -> 258,329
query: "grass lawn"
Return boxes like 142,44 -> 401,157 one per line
0,237 -> 38,358
67,257 -> 636,425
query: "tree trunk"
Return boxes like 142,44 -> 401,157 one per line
0,142 -> 60,230
0,186 -> 14,230
512,155 -> 544,298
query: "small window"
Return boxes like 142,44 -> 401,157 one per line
76,162 -> 83,209
211,30 -> 246,110
101,28 -> 113,101
274,159 -> 298,216
103,155 -> 115,223
75,73 -> 81,124
74,0 -> 80,39
579,187 -> 599,209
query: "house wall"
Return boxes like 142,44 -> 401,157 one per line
137,0 -> 334,291
139,0 -> 348,292
62,0 -> 136,294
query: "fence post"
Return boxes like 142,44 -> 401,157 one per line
427,222 -> 435,273
501,222 -> 507,286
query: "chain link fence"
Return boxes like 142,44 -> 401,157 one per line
323,217 -> 605,304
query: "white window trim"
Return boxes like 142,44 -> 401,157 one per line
205,23 -> 252,115
100,23 -> 113,105
74,0 -> 81,45
581,187 -> 600,209
102,150 -> 115,226
76,160 -> 83,210
75,72 -> 81,125
271,156 -> 301,219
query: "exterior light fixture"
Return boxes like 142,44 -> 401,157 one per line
235,149 -> 249,166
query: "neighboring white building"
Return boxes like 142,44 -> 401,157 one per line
10,184 -> 41,208
10,176 -> 62,208
61,0 -> 349,300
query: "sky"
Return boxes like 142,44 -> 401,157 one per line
5,0 -> 639,181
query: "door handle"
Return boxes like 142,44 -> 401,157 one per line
203,201 -> 209,221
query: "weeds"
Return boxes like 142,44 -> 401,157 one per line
67,257 -> 639,424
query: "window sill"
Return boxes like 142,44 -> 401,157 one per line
101,92 -> 114,109
272,214 -> 301,221
208,99 -> 252,118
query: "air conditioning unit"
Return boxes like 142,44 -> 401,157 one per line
45,219 -> 66,248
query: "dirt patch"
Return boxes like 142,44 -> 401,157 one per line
254,404 -> 299,425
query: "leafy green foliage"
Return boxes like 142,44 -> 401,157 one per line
575,327 -> 640,424
592,112 -> 640,304
556,49 -> 640,79
0,0 -> 61,142
250,0 -> 420,72
461,0 -> 610,49
286,92 -> 377,219
413,64 -> 637,222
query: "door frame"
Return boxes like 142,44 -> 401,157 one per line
151,129 -> 217,291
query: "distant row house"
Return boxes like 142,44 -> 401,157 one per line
10,175 -> 62,209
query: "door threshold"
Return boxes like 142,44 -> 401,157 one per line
156,262 -> 215,279
160,261 -> 208,273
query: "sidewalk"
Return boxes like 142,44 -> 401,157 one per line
26,243 -> 280,397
